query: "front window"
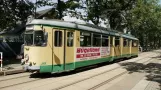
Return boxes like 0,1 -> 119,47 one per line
24,31 -> 34,46
24,30 -> 47,46
34,31 -> 45,46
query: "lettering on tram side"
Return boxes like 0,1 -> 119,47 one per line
76,47 -> 110,61
101,47 -> 110,57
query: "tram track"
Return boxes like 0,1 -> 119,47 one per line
0,73 -> 30,82
0,78 -> 41,89
51,53 -> 158,90
0,52 -> 157,89
88,58 -> 155,90
0,53 -> 146,83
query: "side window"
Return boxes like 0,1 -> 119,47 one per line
123,38 -> 127,47
54,31 -> 62,47
132,40 -> 138,47
93,34 -> 101,47
110,36 -> 113,46
128,40 -> 131,46
67,32 -> 74,47
115,37 -> 120,46
102,35 -> 109,46
80,32 -> 91,47
124,39 -> 130,47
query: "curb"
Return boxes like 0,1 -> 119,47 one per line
0,69 -> 25,76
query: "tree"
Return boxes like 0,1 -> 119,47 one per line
0,0 -> 55,31
56,0 -> 82,19
128,0 -> 161,50
0,0 -> 34,31
85,0 -> 136,30
85,0 -> 161,50
85,0 -> 103,25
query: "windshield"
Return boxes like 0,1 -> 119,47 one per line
34,31 -> 44,46
24,31 -> 33,46
24,30 -> 47,46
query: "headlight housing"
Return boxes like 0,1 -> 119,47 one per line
24,54 -> 29,62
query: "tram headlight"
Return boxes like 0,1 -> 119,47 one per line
24,54 -> 29,63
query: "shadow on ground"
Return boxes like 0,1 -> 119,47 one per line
29,51 -> 161,87
29,61 -> 113,78
119,55 -> 161,89
29,58 -> 127,78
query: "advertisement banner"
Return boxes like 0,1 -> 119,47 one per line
76,47 -> 110,61
101,47 -> 110,57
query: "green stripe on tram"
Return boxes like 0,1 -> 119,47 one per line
75,56 -> 113,68
40,56 -> 113,73
40,53 -> 138,73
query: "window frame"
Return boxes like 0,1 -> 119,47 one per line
123,38 -> 130,47
67,31 -> 74,47
80,31 -> 92,47
102,35 -> 109,47
115,37 -> 120,46
92,33 -> 101,47
34,30 -> 45,46
54,30 -> 62,47
132,40 -> 138,47
24,30 -> 34,46
110,36 -> 113,47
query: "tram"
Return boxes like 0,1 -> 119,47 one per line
22,19 -> 138,73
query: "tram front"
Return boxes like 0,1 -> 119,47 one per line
22,26 -> 48,72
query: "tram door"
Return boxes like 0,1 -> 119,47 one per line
53,29 -> 65,72
53,29 -> 75,72
64,30 -> 75,71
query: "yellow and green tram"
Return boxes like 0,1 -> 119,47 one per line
22,19 -> 139,73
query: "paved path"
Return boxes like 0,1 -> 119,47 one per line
0,63 -> 24,76
0,50 -> 161,90
105,54 -> 161,90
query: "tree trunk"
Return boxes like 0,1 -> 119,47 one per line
58,0 -> 62,19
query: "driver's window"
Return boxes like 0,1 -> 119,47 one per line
34,31 -> 45,46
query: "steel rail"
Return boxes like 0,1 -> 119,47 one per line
52,53 -> 157,90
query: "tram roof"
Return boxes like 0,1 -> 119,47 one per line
27,19 -> 138,40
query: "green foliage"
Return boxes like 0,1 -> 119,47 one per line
66,0 -> 80,10
85,0 -> 161,50
127,0 -> 161,50
36,0 -> 53,7
1,0 -> 161,51
85,0 -> 136,29
49,0 -> 82,19
85,0 -> 103,25
0,0 -> 34,30
0,0 -> 56,31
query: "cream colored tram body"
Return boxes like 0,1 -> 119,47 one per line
22,19 -> 139,73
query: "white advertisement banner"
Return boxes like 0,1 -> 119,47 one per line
76,47 -> 110,61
